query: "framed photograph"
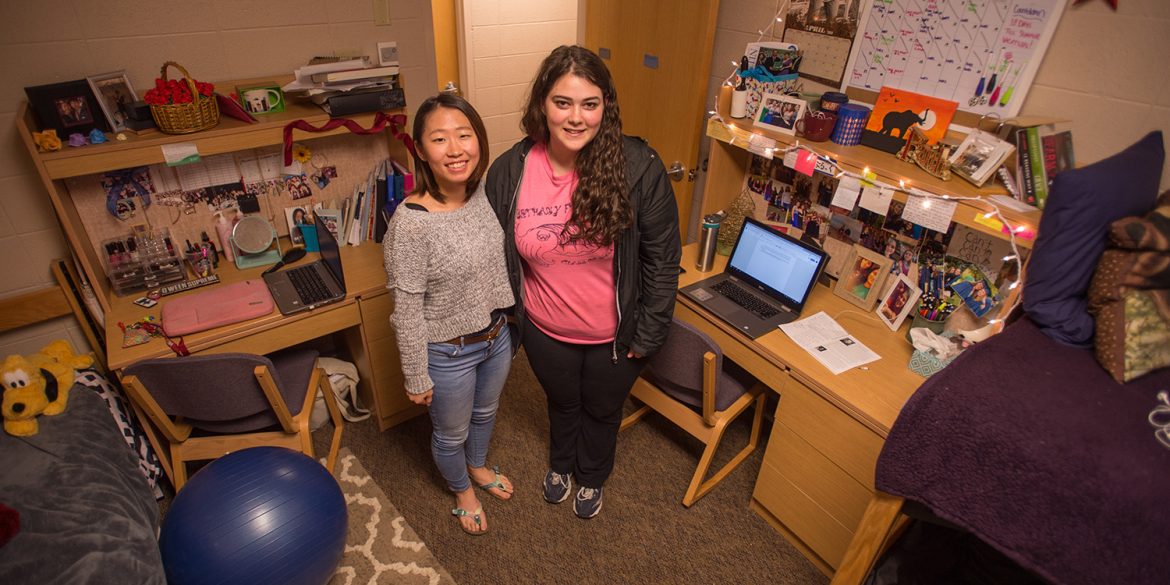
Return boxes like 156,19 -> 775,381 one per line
877,274 -> 922,331
87,71 -> 137,133
948,129 -> 1015,187
24,79 -> 111,137
754,93 -> 805,135
833,244 -> 892,310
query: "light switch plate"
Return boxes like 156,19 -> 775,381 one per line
373,0 -> 391,25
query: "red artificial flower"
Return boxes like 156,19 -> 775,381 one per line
144,76 -> 216,105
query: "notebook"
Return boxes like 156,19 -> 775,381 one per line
263,213 -> 347,315
681,217 -> 828,339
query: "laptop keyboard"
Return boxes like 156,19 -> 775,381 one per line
712,280 -> 780,319
288,265 -> 332,305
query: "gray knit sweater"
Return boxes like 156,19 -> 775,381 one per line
382,185 -> 514,393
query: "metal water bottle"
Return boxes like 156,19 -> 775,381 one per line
696,213 -> 723,272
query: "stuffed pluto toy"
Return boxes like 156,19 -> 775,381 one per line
2,340 -> 93,437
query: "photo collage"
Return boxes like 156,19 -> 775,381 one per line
742,152 -> 1022,322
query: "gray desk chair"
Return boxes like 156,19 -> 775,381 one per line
121,349 -> 343,491
621,318 -> 767,506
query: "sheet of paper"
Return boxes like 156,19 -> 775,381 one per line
161,143 -> 200,166
988,194 -> 1039,214
203,154 -> 239,186
747,133 -> 776,159
830,176 -> 862,210
858,185 -> 893,215
782,149 -> 798,169
902,191 -> 957,233
175,161 -> 212,191
779,311 -> 881,375
794,149 -> 817,176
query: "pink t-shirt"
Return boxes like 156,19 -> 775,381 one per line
516,143 -> 616,344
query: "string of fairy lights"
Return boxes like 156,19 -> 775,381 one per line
706,3 -> 1030,327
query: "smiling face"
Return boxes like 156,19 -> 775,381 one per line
417,106 -> 481,199
542,73 -> 604,171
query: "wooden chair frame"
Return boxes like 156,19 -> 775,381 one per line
830,491 -> 907,584
621,350 -> 767,507
121,362 -> 344,491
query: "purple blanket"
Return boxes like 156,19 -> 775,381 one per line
876,318 -> 1170,585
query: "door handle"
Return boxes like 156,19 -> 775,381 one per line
666,161 -> 686,182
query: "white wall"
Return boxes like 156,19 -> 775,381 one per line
0,0 -> 438,355
458,0 -> 578,161
697,0 -> 1170,233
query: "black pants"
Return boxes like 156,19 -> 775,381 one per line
523,316 -> 646,489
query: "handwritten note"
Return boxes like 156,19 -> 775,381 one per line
831,176 -> 862,210
858,185 -> 894,215
902,192 -> 957,233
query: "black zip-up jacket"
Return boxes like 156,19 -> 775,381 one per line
485,135 -> 682,360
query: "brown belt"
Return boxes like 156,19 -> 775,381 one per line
443,315 -> 506,346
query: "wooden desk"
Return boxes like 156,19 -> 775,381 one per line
16,74 -> 420,431
676,243 -> 920,575
104,242 -> 421,431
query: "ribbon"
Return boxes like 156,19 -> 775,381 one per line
282,112 -> 414,166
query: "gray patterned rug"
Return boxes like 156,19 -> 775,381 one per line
329,448 -> 456,585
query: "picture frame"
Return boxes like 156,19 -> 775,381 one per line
948,129 -> 1015,187
87,71 -> 137,133
753,93 -> 805,135
877,274 -> 922,331
833,244 -> 892,310
24,79 -> 111,137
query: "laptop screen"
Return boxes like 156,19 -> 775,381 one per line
315,213 -> 346,291
726,217 -> 826,309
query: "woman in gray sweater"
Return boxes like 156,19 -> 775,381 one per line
382,94 -> 515,536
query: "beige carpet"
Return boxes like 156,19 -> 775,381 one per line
330,448 -> 457,585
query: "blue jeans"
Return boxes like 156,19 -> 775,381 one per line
426,325 -> 512,492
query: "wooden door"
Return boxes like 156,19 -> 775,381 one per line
584,0 -> 719,242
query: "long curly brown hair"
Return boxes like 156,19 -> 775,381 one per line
521,45 -> 630,246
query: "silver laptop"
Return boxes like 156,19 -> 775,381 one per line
263,213 -> 347,315
681,217 -> 827,339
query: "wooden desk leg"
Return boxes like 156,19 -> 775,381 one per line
830,491 -> 905,585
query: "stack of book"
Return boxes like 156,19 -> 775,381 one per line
310,158 -> 413,247
283,56 -> 405,116
996,117 -> 1075,209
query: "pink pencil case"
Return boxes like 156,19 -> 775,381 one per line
161,279 -> 274,336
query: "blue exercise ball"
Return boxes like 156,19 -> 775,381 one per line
160,447 -> 348,585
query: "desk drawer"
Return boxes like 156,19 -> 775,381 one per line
366,336 -> 411,415
778,376 -> 882,488
754,456 -> 855,569
359,293 -> 394,342
762,421 -> 871,531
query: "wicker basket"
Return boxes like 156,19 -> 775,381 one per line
149,61 -> 219,134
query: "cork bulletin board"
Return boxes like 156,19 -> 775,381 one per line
844,0 -> 1067,118
66,133 -> 393,266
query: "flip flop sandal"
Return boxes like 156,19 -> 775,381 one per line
451,506 -> 486,535
476,465 -> 513,500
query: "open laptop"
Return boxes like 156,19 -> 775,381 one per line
263,213 -> 347,315
681,217 -> 828,338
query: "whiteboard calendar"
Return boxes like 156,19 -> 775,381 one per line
845,0 -> 1066,117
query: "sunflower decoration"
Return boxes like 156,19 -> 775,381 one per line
291,143 -> 312,164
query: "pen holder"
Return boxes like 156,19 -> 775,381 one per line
906,312 -> 948,343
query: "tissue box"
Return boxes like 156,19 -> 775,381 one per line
908,349 -> 956,378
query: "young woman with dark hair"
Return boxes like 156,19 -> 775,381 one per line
486,45 -> 681,519
383,93 -> 516,535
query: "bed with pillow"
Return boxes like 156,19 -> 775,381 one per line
0,264 -> 165,585
833,131 -> 1170,585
